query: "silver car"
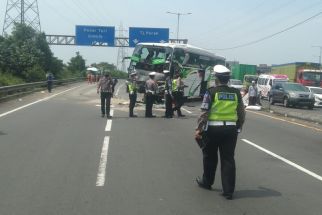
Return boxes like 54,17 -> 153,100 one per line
307,86 -> 322,107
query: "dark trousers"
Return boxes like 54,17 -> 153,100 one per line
101,92 -> 112,116
129,93 -> 137,116
47,81 -> 53,93
249,96 -> 257,105
145,93 -> 155,117
202,126 -> 238,195
165,94 -> 173,117
173,91 -> 184,116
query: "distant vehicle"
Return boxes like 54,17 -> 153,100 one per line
127,43 -> 226,97
269,82 -> 315,109
229,79 -> 243,90
271,62 -> 322,87
306,86 -> 322,107
243,75 -> 258,90
257,74 -> 289,98
231,64 -> 257,82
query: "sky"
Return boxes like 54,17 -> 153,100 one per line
1,0 -> 322,68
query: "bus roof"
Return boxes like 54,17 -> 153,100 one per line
136,42 -> 226,61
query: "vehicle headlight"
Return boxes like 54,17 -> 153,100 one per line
289,92 -> 297,98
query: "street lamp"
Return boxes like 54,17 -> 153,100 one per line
166,11 -> 192,42
312,45 -> 322,69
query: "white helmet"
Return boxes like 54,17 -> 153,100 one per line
213,65 -> 230,76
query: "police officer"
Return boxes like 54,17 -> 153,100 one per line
46,72 -> 54,93
97,72 -> 114,118
145,72 -> 158,118
172,73 -> 185,117
195,65 -> 245,200
163,70 -> 173,118
127,72 -> 138,117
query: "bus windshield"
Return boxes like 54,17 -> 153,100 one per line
130,45 -> 172,73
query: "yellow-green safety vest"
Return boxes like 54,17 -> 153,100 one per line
172,79 -> 178,92
128,82 -> 137,94
208,92 -> 238,122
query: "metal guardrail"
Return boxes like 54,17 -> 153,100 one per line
0,78 -> 85,102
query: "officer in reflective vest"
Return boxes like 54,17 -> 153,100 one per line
128,72 -> 138,117
163,70 -> 173,118
172,74 -> 185,117
195,65 -> 245,200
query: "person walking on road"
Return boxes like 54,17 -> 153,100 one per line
248,81 -> 258,106
163,70 -> 173,118
172,73 -> 185,117
127,72 -> 138,117
145,72 -> 158,118
97,73 -> 114,118
195,65 -> 245,200
46,72 -> 54,93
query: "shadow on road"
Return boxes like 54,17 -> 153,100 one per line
234,186 -> 281,199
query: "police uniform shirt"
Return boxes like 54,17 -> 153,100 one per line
145,79 -> 158,94
165,76 -> 172,95
197,85 -> 245,131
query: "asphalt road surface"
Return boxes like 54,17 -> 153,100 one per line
0,81 -> 322,215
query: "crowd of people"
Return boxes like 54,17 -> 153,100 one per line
96,66 -> 245,200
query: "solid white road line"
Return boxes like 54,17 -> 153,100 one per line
96,136 -> 110,186
242,139 -> 322,182
0,86 -> 81,118
110,110 -> 114,116
181,107 -> 192,114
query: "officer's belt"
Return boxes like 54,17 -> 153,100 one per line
208,121 -> 236,126
146,90 -> 155,95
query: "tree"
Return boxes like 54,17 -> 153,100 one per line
0,23 -> 68,84
67,52 -> 86,76
92,62 -> 127,78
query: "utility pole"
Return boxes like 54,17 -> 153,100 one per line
166,11 -> 191,42
2,0 -> 41,36
312,45 -> 322,70
116,23 -> 128,72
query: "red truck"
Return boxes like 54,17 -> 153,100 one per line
271,62 -> 322,87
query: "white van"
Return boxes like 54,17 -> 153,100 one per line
257,74 -> 289,98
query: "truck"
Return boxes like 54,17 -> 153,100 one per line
231,64 -> 257,89
271,62 -> 322,87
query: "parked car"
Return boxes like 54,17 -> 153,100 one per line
306,86 -> 322,107
269,82 -> 315,109
229,79 -> 243,90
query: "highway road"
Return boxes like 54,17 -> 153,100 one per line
0,81 -> 322,215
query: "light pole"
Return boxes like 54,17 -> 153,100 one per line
312,45 -> 322,69
166,11 -> 191,42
